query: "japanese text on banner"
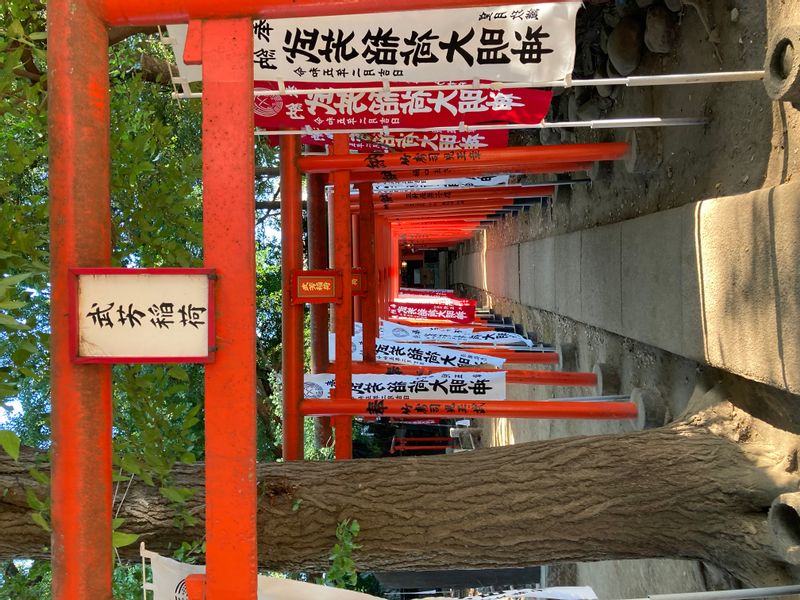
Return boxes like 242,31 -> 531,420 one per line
251,3 -> 580,83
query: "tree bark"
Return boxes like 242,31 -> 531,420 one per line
2,399 -> 799,586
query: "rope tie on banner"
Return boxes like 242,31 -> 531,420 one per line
563,73 -> 573,88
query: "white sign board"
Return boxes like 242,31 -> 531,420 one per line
71,269 -> 214,363
305,371 -> 506,400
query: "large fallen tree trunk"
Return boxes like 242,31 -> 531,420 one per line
2,386 -> 800,586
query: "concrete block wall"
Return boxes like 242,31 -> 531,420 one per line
454,182 -> 800,395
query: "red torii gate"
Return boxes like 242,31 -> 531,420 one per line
48,1 -> 624,599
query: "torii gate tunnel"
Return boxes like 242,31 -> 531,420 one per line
48,0 -> 630,598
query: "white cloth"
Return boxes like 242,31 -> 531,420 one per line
420,587 -> 598,600
147,551 -> 381,600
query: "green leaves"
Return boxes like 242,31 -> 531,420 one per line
0,429 -> 20,460
319,518 -> 363,589
167,366 -> 189,381
112,530 -> 140,549
159,486 -> 195,504
8,19 -> 25,39
31,512 -> 50,532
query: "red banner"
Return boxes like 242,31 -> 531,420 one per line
254,81 -> 552,132
389,300 -> 476,324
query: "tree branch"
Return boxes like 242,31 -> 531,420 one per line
139,53 -> 178,85
108,26 -> 160,46
256,166 -> 281,178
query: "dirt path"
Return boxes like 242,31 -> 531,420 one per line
473,1 -> 800,597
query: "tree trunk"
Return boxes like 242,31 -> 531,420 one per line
2,398 -> 799,586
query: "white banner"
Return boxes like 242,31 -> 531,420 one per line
147,550 -> 380,600
251,3 -> 579,83
381,320 -> 532,346
375,175 -> 509,192
305,371 -> 506,400
351,175 -> 510,196
330,333 -> 505,367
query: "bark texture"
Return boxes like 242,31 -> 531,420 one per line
1,399 -> 799,585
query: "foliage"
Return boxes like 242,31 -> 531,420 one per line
0,560 -> 51,600
0,1 -> 287,597
319,518 -> 361,589
0,0 -> 49,416
0,560 -> 146,600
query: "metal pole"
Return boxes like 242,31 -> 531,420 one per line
280,136 -> 305,462
253,116 -> 706,137
358,183 -> 378,363
302,398 -> 639,420
298,143 -> 630,173
49,0 -> 113,597
201,19 -> 257,600
308,171 -> 333,447
331,134 -> 353,459
237,70 -> 765,98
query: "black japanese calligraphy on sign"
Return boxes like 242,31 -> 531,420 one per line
362,28 -> 400,65
401,30 -> 440,66
254,20 -> 274,42
148,302 -> 175,329
512,26 -> 553,64
84,302 -> 206,330
366,399 -> 387,416
75,270 -> 215,364
320,29 -> 359,63
477,28 -> 510,64
86,303 -> 114,328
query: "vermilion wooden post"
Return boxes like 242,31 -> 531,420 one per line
390,227 -> 401,299
357,183 -> 378,362
350,161 -> 594,183
352,184 -> 556,205
331,134 -> 353,459
280,136 -> 305,461
343,363 -> 599,386
299,144 -> 630,173
49,0 -> 113,597
384,218 -> 393,316
201,19 -> 257,600
377,217 -> 391,319
303,399 -> 639,420
308,172 -> 333,446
